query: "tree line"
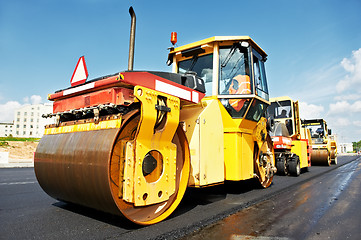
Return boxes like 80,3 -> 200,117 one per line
353,140 -> 361,152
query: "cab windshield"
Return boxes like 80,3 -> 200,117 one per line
219,45 -> 251,95
178,54 -> 213,96
304,123 -> 325,139
267,100 -> 292,119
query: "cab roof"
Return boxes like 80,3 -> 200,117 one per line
270,96 -> 293,102
170,36 -> 267,57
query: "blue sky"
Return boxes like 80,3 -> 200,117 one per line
1,0 -> 361,143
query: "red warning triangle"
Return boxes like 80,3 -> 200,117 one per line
70,56 -> 89,87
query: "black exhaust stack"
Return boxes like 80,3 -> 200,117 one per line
128,7 -> 136,71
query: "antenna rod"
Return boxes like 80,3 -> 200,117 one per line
128,7 -> 136,71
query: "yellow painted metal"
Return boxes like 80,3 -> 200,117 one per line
218,99 -> 258,181
123,141 -> 136,203
180,99 -> 224,187
291,140 -> 308,169
142,126 -> 191,225
170,36 -> 267,58
180,97 -> 273,184
330,140 -> 337,159
44,118 -> 123,135
223,131 -> 254,180
220,100 -> 272,182
123,86 -> 180,206
252,117 -> 268,148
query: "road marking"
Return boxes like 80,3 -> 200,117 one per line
0,181 -> 36,186
231,235 -> 290,240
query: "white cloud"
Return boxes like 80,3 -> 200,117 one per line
299,102 -> 324,119
328,100 -> 361,115
334,94 -> 361,101
336,48 -> 361,93
328,100 -> 349,114
353,121 -> 361,127
30,95 -> 42,104
23,95 -> 43,104
0,95 -> 43,122
0,101 -> 22,122
333,117 -> 350,127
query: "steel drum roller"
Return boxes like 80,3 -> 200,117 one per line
310,149 -> 330,166
34,113 -> 190,225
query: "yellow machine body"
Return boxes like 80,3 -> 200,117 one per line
180,97 -> 270,186
291,140 -> 308,169
35,35 -> 275,225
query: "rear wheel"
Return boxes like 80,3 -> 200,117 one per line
254,136 -> 275,188
276,155 -> 288,176
288,155 -> 300,176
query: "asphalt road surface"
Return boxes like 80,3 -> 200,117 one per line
0,155 -> 359,240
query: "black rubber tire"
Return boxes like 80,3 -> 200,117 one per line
276,156 -> 288,176
288,156 -> 301,176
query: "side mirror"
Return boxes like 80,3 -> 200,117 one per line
328,129 -> 332,135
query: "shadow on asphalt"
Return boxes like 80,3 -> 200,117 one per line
169,178 -> 261,220
51,178 -> 262,227
52,201 -> 141,230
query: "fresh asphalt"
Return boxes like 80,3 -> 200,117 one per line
0,155 -> 359,240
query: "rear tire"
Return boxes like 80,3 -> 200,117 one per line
254,135 -> 275,188
276,155 -> 288,176
288,155 -> 300,176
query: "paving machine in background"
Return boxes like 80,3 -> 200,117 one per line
266,96 -> 311,176
34,7 -> 276,225
301,119 -> 337,165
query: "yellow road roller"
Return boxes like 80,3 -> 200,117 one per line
34,7 -> 276,225
301,119 -> 337,165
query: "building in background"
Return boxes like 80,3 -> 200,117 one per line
338,143 -> 353,153
0,123 -> 14,137
13,103 -> 53,138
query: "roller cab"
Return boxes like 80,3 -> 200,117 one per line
169,36 -> 276,188
267,96 -> 310,176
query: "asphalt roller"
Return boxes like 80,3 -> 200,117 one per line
302,119 -> 336,166
35,7 -> 276,225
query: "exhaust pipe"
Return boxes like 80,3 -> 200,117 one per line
128,7 -> 136,71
